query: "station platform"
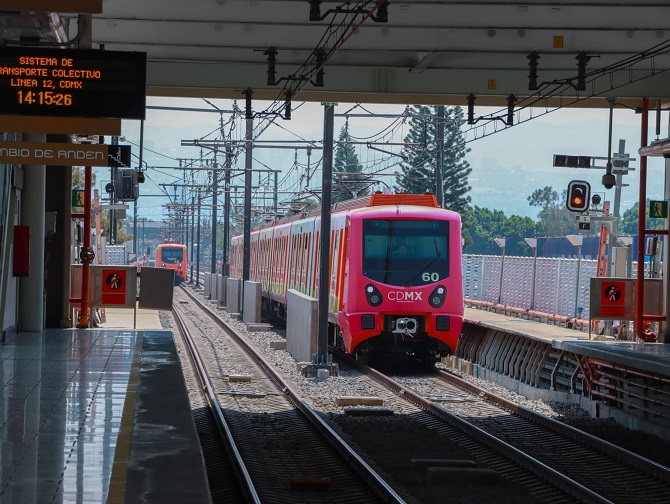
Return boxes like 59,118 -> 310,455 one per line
0,308 -> 211,504
463,306 -> 670,377
456,307 -> 670,439
553,339 -> 670,377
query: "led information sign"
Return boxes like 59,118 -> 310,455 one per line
0,47 -> 146,120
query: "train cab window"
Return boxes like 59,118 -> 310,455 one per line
161,248 -> 183,264
362,219 -> 450,286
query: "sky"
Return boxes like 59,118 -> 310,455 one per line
111,96 -> 669,223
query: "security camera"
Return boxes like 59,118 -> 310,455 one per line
602,173 -> 616,189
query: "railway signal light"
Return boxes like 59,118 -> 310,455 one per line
566,180 -> 591,212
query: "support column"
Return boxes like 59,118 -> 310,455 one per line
435,105 -> 444,207
317,103 -> 335,363
243,114 -> 253,283
211,160 -> 218,274
222,144 -> 232,275
635,99 -> 649,339
19,132 -> 46,332
45,134 -> 72,328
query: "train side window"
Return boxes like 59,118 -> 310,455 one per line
291,234 -> 299,288
298,233 -> 305,290
312,230 -> 320,295
333,230 -> 340,282
281,235 -> 290,285
304,233 -> 312,291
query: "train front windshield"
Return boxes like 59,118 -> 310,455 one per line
161,248 -> 184,264
362,219 -> 450,286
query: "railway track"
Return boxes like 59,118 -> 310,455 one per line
430,367 -> 670,501
172,307 -> 257,503
172,287 -> 404,504
343,354 -> 670,504
179,280 -> 670,503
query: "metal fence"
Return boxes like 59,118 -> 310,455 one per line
106,245 -> 127,265
463,254 -> 644,321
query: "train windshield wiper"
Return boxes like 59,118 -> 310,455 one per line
405,238 -> 440,285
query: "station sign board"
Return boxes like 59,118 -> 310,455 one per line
138,267 -> 175,310
0,47 -> 146,119
0,141 -> 130,167
589,277 -> 634,321
91,265 -> 137,308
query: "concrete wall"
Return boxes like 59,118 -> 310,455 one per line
203,273 -> 211,298
216,274 -> 226,305
452,321 -> 670,442
286,289 -> 318,363
226,278 -> 242,314
243,281 -> 261,324
209,274 -> 218,301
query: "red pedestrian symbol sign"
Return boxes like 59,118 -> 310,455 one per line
106,272 -> 123,290
102,269 -> 127,304
601,281 -> 625,317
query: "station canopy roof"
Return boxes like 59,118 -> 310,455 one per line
2,1 -> 670,111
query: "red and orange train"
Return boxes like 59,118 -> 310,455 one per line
230,192 -> 464,364
155,241 -> 187,285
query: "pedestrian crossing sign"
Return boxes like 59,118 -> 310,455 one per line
649,200 -> 667,218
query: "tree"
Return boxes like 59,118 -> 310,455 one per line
527,186 -> 580,236
99,212 -> 132,244
620,200 -> 665,235
72,166 -> 97,190
464,206 -> 540,256
333,123 -> 368,202
395,105 -> 472,215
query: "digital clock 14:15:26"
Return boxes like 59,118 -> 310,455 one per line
17,90 -> 72,106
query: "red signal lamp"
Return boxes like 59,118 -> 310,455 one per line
566,180 -> 591,212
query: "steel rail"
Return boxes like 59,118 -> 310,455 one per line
433,367 -> 670,481
172,307 -> 261,504
334,349 -> 614,504
180,285 -> 406,504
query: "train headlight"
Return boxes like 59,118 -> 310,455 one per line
365,284 -> 383,307
429,285 -> 446,308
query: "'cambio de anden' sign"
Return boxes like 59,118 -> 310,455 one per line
0,141 -> 131,167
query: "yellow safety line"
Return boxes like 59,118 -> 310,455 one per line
106,331 -> 144,504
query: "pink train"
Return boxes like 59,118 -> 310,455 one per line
230,193 -> 464,364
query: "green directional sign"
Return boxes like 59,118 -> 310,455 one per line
72,189 -> 85,208
649,200 -> 668,219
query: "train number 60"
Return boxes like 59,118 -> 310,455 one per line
422,272 -> 439,282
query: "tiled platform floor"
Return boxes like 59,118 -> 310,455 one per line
0,321 -> 211,504
0,329 -> 136,503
